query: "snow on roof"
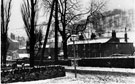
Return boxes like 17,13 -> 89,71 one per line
19,47 -> 26,49
68,31 -> 135,45
19,54 -> 29,59
10,39 -> 19,43
103,31 -> 135,44
40,42 -> 62,48
8,38 -> 19,43
68,38 -> 109,45
41,44 -> 50,48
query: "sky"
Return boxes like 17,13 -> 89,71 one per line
6,0 -> 135,38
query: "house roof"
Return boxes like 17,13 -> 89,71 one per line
19,54 -> 29,59
68,38 -> 109,45
8,38 -> 19,43
40,42 -> 62,48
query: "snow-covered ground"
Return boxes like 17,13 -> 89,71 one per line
10,70 -> 135,84
65,66 -> 135,73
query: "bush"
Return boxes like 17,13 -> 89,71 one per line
1,66 -> 65,83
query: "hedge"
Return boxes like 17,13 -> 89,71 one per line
1,66 -> 65,83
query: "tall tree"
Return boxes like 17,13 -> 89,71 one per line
35,29 -> 43,56
58,0 -> 108,58
42,0 -> 85,59
55,0 -> 59,62
1,0 -> 12,67
86,0 -> 107,34
21,0 -> 39,67
40,0 -> 55,65
58,0 -> 82,59
42,0 -> 107,59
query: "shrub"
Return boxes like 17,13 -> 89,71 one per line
1,66 -> 65,83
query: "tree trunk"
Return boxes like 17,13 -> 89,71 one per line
55,0 -> 58,62
63,40 -> 68,59
40,0 -> 55,65
1,0 -> 9,67
30,0 -> 35,67
63,0 -> 68,59
30,38 -> 35,67
1,34 -> 9,67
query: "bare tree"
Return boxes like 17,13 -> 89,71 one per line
58,0 -> 108,58
42,0 -> 86,59
57,0 -> 81,59
41,0 -> 107,60
1,0 -> 12,67
35,29 -> 43,56
21,0 -> 40,67
40,0 -> 55,65
85,0 -> 107,34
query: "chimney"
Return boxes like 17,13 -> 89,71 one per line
125,27 -> 128,43
112,30 -> 116,38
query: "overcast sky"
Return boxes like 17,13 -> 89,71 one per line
7,0 -> 135,37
